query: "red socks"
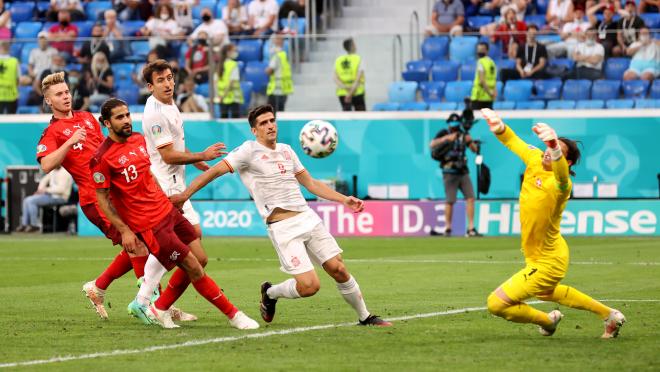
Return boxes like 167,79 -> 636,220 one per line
192,274 -> 238,319
154,268 -> 190,311
95,250 -> 133,290
130,255 -> 148,278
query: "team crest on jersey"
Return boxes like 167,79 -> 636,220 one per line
139,146 -> 147,156
151,125 -> 162,137
37,144 -> 47,153
93,172 -> 105,183
290,256 -> 300,267
283,150 -> 291,160
535,178 -> 542,188
63,128 -> 72,136
118,155 -> 129,165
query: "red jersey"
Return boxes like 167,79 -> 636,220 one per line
90,133 -> 172,233
36,111 -> 104,206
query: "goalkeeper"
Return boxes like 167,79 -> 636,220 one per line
481,109 -> 626,339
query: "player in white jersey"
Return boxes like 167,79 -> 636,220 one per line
170,104 -> 392,327
128,60 -> 226,327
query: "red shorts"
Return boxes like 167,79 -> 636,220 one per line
138,207 -> 197,270
81,202 -> 122,245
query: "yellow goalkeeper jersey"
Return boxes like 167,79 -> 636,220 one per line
496,126 -> 572,261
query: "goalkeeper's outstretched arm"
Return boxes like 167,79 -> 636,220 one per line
480,109 -> 540,165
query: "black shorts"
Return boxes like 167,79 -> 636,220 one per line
443,173 -> 475,203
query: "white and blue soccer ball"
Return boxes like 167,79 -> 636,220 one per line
299,120 -> 338,158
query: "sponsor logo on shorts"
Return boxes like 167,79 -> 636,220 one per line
291,256 -> 300,267
151,125 -> 162,137
37,144 -> 47,153
93,172 -> 105,183
118,155 -> 129,165
170,251 -> 180,261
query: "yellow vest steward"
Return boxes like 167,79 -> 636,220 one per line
0,56 -> 18,101
335,54 -> 365,96
470,56 -> 496,102
267,50 -> 293,96
217,59 -> 243,104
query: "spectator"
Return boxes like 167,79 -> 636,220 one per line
176,77 -> 209,112
570,28 -> 604,80
215,43 -> 243,118
546,6 -> 591,58
638,0 -> 659,13
278,0 -> 305,19
546,0 -> 574,31
588,3 -> 620,57
190,8 -> 229,48
623,27 -> 660,81
87,52 -> 115,106
0,41 -> 19,114
0,0 -> 11,40
47,10 -> 79,61
247,0 -> 279,37
103,9 -> 129,61
223,0 -> 249,36
479,0 -> 529,36
47,0 -> 85,22
500,24 -> 547,82
185,30 -> 211,84
69,69 -> 90,110
15,167 -> 73,233
483,0 -> 529,20
27,53 -> 68,110
140,3 -> 185,58
115,0 -> 153,22
28,33 -> 59,85
265,33 -> 293,112
134,49 -> 159,104
471,42 -> 497,110
586,0 -> 620,13
78,24 -> 111,68
333,38 -> 366,111
165,0 -> 196,33
491,8 -> 527,59
617,0 -> 646,56
425,0 -> 465,37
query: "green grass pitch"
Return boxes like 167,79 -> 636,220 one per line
1,235 -> 658,371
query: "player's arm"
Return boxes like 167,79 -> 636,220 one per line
186,147 -> 210,171
39,129 -> 87,173
481,108 -> 539,165
169,159 -> 233,208
295,170 -> 364,213
157,142 -> 227,166
533,123 -> 571,192
96,188 -> 140,253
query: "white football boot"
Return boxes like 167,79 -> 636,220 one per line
601,310 -> 626,339
539,310 -> 563,336
228,311 -> 260,330
82,281 -> 108,319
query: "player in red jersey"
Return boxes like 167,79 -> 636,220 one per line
36,72 -> 149,319
90,98 -> 259,329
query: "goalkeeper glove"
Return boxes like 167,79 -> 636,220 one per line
533,123 -> 562,160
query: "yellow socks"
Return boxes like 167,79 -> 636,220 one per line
538,285 -> 611,320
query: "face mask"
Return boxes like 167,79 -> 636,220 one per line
640,35 -> 650,43
160,13 -> 170,21
202,14 -> 211,22
229,51 -> 239,59
197,38 -> 207,46
60,20 -> 70,27
69,76 -> 79,86
477,52 -> 487,58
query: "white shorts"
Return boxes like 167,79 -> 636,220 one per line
267,209 -> 343,275
181,200 -> 200,226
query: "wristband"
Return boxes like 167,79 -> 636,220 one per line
549,146 -> 562,161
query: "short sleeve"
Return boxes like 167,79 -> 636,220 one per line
90,156 -> 111,189
144,112 -> 174,149
538,44 -> 548,60
268,53 -> 279,70
230,64 -> 240,81
455,1 -> 464,16
223,142 -> 251,172
36,127 -> 60,162
289,146 -> 305,175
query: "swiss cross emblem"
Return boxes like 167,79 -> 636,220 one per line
84,120 -> 93,129
535,178 -> 542,188
63,128 -> 72,136
118,155 -> 129,165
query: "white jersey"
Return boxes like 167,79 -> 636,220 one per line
223,141 -> 309,222
142,95 -> 186,195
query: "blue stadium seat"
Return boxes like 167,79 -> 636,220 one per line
128,41 -> 151,61
562,79 -> 592,101
419,81 -> 446,103
85,2 -> 113,21
493,101 -> 515,110
20,43 -> 38,64
36,2 -> 50,15
503,80 -> 533,101
547,100 -> 576,109
9,43 -> 22,58
651,80 -> 660,99
400,102 -> 429,111
515,100 -> 545,110
537,34 -> 561,44
116,88 -> 138,105
237,39 -> 263,62
128,105 -> 145,114
640,14 -> 660,29
244,61 -> 269,94
113,63 -> 135,82
15,22 -> 43,39
467,16 -> 493,29
240,81 -> 253,113
496,59 -> 516,73
192,0 -> 217,20
604,58 -> 631,80
488,42 -> 502,60
459,63 -> 476,81
525,14 -> 547,28
9,3 -> 35,23
591,80 -> 621,101
262,39 -> 290,62
122,20 -> 145,36
621,79 -> 650,99
195,82 -> 210,97
533,79 -> 562,100
634,99 -> 659,109
444,81 -> 473,102
605,99 -> 634,109
66,63 -> 82,72
74,21 -> 95,38
388,81 -> 418,103
402,60 -> 432,82
576,100 -> 605,109
449,36 -> 478,63
535,0 -> 549,14
495,81 -> 503,99
431,61 -> 459,82
18,86 -> 31,107
428,102 -> 458,111
17,106 -> 41,114
372,102 -> 400,111
421,36 -> 449,61
549,58 -> 575,71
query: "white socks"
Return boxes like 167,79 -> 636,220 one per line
266,278 -> 301,300
136,254 -> 168,306
336,276 -> 370,321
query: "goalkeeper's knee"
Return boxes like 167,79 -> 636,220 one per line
487,292 -> 509,317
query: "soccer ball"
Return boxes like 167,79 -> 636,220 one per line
299,120 -> 338,158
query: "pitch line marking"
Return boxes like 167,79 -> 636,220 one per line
1,299 -> 658,369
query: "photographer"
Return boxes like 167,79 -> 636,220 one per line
430,113 -> 481,237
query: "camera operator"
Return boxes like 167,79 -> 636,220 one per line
430,113 -> 482,237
